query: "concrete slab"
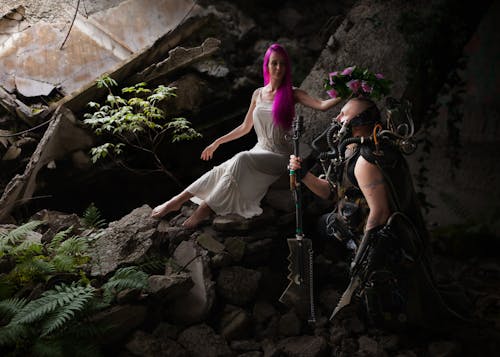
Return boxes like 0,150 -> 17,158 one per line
0,0 -> 198,97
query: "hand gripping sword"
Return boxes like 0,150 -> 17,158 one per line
279,115 -> 316,324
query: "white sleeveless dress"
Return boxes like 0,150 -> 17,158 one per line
186,88 -> 292,218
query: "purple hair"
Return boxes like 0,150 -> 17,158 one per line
262,44 -> 295,129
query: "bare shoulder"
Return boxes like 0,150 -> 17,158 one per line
251,87 -> 262,103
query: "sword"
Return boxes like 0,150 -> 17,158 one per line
279,115 -> 316,324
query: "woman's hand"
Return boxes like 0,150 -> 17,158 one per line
201,142 -> 220,161
289,155 -> 302,170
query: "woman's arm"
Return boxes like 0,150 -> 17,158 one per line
200,89 -> 258,161
294,88 -> 342,111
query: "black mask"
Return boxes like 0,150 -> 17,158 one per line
350,105 -> 381,127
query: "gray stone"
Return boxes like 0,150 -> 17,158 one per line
167,240 -> 215,324
224,236 -> 246,261
358,335 -> 379,355
177,324 -> 232,357
213,207 -> 276,232
147,273 -> 193,300
90,205 -> 159,276
219,304 -> 252,341
197,232 -> 225,253
230,339 -> 262,352
211,251 -> 234,268
125,330 -> 188,357
252,300 -> 278,325
277,335 -> 329,357
216,266 -> 262,306
264,188 -> 295,213
428,341 -> 461,357
278,310 -> 302,337
92,304 -> 147,345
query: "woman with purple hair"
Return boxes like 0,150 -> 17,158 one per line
151,43 -> 341,228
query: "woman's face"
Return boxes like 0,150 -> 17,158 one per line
267,51 -> 286,82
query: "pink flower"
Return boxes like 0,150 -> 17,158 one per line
326,89 -> 338,98
347,79 -> 361,92
375,73 -> 384,79
361,81 -> 373,93
328,71 -> 339,85
341,66 -> 355,76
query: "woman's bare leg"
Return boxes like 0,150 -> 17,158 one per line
182,201 -> 213,228
151,190 -> 193,218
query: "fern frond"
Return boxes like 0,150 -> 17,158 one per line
102,266 -> 148,302
102,266 -> 148,292
0,297 -> 28,320
82,203 -> 107,229
0,322 -> 31,346
0,278 -> 16,300
0,220 -> 44,252
10,240 -> 43,258
40,285 -> 95,336
10,257 -> 55,283
47,226 -> 74,251
55,237 -> 89,257
51,255 -> 76,273
137,255 -> 169,274
9,283 -> 95,327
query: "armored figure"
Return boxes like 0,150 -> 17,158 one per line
289,97 -> 466,329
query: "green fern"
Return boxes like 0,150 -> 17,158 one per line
0,279 -> 16,300
9,283 -> 95,327
10,239 -> 43,257
0,322 -> 31,346
9,257 -> 55,284
102,266 -> 148,303
55,236 -> 89,257
47,226 -> 74,251
0,297 -> 28,320
0,220 -> 44,254
82,203 -> 107,229
40,289 -> 94,336
51,254 -> 77,273
137,255 -> 170,274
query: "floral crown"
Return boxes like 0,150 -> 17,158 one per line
324,66 -> 392,100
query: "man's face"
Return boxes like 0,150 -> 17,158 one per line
335,100 -> 362,124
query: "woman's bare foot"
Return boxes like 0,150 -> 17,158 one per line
151,198 -> 183,219
182,202 -> 213,228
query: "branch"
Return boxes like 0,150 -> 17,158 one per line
60,0 -> 81,50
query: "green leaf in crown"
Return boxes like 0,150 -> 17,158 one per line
324,66 -> 392,100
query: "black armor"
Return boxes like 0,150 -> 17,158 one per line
313,103 -> 467,330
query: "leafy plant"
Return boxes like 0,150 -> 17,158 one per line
82,202 -> 107,229
0,222 -> 92,298
84,76 -> 202,185
323,66 -> 392,100
0,220 -> 153,356
0,283 -> 105,356
102,266 -> 148,303
0,220 -> 44,257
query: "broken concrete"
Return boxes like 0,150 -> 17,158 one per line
0,106 -> 93,222
0,0 -> 201,97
